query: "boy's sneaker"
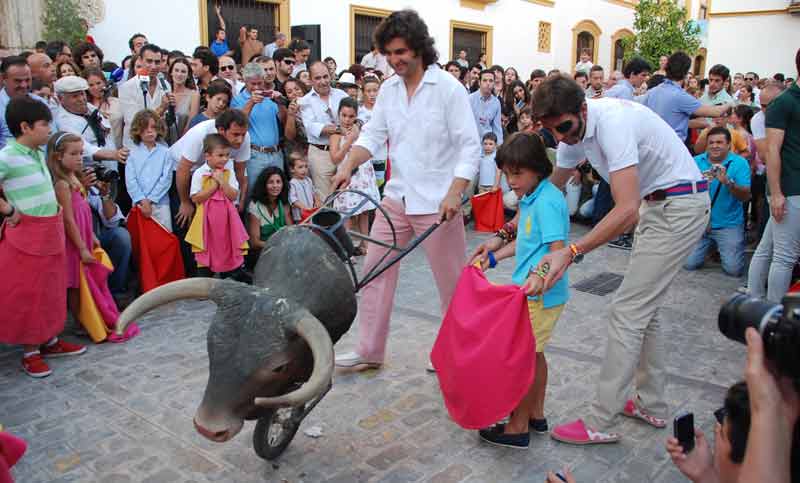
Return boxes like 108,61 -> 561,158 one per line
22,353 -> 52,378
530,418 -> 548,434
40,339 -> 87,358
608,235 -> 633,250
479,424 -> 530,449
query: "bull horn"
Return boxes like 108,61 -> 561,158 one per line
115,278 -> 220,336
254,312 -> 333,408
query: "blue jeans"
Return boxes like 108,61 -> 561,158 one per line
592,179 -> 613,226
247,150 -> 285,194
748,196 -> 800,302
684,225 -> 746,277
98,225 -> 132,295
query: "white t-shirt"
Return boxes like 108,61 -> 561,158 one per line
169,119 -> 251,172
556,98 -> 703,198
478,151 -> 497,186
751,110 -> 766,141
190,161 -> 238,196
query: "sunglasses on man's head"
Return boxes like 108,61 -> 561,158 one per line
220,65 -> 235,71
714,407 -> 726,425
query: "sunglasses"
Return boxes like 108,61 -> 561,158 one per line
745,78 -> 754,81
714,407 -> 726,425
554,119 -> 575,134
283,59 -> 295,65
220,65 -> 235,71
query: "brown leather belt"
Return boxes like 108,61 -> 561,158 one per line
310,143 -> 330,151
251,144 -> 279,154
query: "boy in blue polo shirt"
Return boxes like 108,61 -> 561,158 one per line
471,132 -> 570,448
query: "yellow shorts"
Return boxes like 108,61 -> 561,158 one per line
527,299 -> 564,352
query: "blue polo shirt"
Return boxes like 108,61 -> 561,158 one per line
694,151 -> 751,229
642,79 -> 701,141
511,178 -> 569,308
231,91 -> 280,148
210,39 -> 229,57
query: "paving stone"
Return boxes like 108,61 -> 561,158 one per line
366,444 -> 414,471
141,468 -> 184,483
428,463 -> 473,483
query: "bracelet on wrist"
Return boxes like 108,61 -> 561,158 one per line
487,251 -> 497,269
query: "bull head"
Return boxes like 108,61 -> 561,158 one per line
115,278 -> 334,443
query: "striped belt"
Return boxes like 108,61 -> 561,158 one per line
643,180 -> 708,202
251,144 -> 279,154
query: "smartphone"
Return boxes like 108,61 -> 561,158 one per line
674,412 -> 695,453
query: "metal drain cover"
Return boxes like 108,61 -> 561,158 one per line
571,272 -> 624,296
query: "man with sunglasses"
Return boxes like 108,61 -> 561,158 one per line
272,48 -> 296,95
217,55 -> 245,95
530,75 -> 710,445
737,72 -> 762,106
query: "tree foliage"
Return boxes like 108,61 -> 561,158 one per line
41,0 -> 87,47
622,0 -> 701,69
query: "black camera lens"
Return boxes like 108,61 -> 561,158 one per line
718,293 -> 783,344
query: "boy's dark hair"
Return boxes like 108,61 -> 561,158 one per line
665,52 -> 692,81
129,33 -> 147,51
373,9 -> 438,68
338,96 -> 359,114
139,43 -> 163,59
479,69 -> 495,81
708,63 -> 730,82
589,64 -> 604,74
530,69 -> 546,80
573,71 -> 588,81
495,132 -> 552,178
531,74 -> 585,120
290,39 -> 310,53
724,382 -> 750,464
707,126 -> 732,144
206,79 -> 232,103
623,57 -> 652,78
73,41 -> 104,68
45,41 -> 66,62
193,49 -> 219,76
251,166 -> 289,206
215,109 -> 248,131
273,47 -> 294,63
482,132 -> 497,143
35,40 -> 47,50
287,150 -> 306,169
519,106 -> 533,118
202,133 -> 232,154
5,96 -> 52,137
323,56 -> 336,64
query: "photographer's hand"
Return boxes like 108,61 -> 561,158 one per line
80,167 -> 98,190
666,430 -> 718,483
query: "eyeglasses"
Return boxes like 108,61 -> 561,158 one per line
714,407 -> 726,425
220,65 -> 236,71
283,59 -> 295,65
554,119 -> 574,134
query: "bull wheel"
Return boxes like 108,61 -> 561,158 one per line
253,406 -> 304,460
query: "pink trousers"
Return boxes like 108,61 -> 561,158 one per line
357,197 -> 466,361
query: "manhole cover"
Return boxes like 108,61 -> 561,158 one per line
571,272 -> 624,296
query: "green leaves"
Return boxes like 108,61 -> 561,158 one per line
41,0 -> 88,47
622,0 -> 701,69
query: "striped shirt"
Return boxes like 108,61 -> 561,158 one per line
0,140 -> 58,216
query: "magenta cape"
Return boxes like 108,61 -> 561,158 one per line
431,265 -> 536,429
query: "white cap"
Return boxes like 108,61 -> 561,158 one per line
54,75 -> 89,95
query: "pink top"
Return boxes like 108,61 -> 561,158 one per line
65,188 -> 94,289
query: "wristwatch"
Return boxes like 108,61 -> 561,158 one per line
569,243 -> 584,264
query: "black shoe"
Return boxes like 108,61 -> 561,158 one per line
530,418 -> 548,434
608,235 -> 633,251
478,424 -> 530,449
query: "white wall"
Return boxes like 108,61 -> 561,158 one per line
89,0 -> 200,65
705,13 -> 800,77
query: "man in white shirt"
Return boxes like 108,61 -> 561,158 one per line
298,61 -> 349,199
360,44 -> 393,77
530,75 -> 709,445
264,32 -> 287,59
118,44 -> 173,150
331,10 -> 480,371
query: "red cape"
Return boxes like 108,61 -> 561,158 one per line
127,207 -> 185,293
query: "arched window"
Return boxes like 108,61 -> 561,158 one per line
610,29 -> 633,72
571,20 -> 602,73
577,32 -> 594,63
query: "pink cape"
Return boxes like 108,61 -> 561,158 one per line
0,212 -> 66,345
430,265 -> 535,429
196,188 -> 248,273
0,431 -> 26,483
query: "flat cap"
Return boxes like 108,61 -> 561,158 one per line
54,75 -> 89,94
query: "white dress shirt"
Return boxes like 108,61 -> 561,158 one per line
118,76 -> 167,149
298,87 -> 349,146
168,119 -> 251,172
357,106 -> 387,160
556,98 -> 702,198
355,65 -> 481,215
54,103 -> 116,166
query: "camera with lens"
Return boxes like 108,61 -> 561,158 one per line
92,165 -> 120,183
718,293 -> 800,381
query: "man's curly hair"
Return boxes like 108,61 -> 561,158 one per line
373,9 -> 438,68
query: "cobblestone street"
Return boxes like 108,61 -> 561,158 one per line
1,224 -> 746,483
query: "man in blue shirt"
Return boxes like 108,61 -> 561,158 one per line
210,4 -> 232,57
468,69 -> 503,145
684,127 -> 751,276
605,57 -> 651,101
642,52 -> 732,142
230,62 -> 286,194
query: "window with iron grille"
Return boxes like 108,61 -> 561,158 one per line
208,0 -> 278,61
452,28 -> 485,65
354,13 -> 385,64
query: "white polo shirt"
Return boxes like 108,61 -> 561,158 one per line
168,119 -> 251,172
556,98 -> 703,198
355,65 -> 481,215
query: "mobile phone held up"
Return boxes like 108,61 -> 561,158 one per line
674,412 -> 695,453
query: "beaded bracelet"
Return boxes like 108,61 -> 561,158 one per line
488,251 -> 497,269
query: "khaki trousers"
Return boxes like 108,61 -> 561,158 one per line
586,192 -> 709,430
308,145 -> 336,201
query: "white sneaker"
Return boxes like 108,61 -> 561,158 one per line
335,351 -> 382,368
426,361 -> 436,373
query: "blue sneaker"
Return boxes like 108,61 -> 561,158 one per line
478,424 -> 530,449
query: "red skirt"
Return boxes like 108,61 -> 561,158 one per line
0,212 -> 67,345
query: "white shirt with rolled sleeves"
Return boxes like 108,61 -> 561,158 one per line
298,87 -> 349,146
556,98 -> 703,198
354,65 -> 481,215
167,119 -> 251,172
54,104 -> 117,166
118,76 -> 168,150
